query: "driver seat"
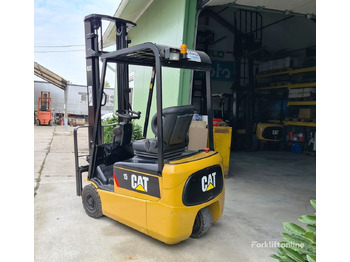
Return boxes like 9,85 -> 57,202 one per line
132,105 -> 195,159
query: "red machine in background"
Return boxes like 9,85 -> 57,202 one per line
36,91 -> 53,126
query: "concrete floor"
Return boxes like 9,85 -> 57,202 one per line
34,125 -> 315,262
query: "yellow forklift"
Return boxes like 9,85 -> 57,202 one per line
74,14 -> 225,244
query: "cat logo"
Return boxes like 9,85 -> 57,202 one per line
272,129 -> 279,135
131,174 -> 149,192
201,172 -> 216,192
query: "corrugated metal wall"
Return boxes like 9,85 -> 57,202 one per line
34,81 -> 114,116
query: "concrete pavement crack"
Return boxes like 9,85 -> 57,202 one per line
34,126 -> 56,197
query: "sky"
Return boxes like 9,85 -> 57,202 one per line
34,0 -> 121,85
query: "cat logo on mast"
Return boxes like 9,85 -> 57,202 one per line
201,172 -> 216,192
131,174 -> 149,192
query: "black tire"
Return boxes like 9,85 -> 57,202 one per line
36,120 -> 40,126
82,184 -> 103,218
191,207 -> 212,238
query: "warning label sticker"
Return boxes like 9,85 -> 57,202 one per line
88,86 -> 93,106
187,51 -> 201,62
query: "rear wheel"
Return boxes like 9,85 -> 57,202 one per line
191,207 -> 212,238
82,184 -> 103,218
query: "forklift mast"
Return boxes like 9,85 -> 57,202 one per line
38,91 -> 51,112
83,14 -> 136,188
36,91 -> 53,126
84,14 -> 135,154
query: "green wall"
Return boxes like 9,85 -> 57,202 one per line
125,0 -> 197,137
178,0 -> 197,105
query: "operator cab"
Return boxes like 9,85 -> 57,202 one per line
94,105 -> 196,191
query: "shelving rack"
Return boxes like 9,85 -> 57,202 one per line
256,66 -> 316,79
283,121 -> 316,127
257,82 -> 316,90
254,64 -> 316,152
255,66 -> 316,127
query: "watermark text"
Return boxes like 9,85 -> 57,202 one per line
251,241 -> 304,249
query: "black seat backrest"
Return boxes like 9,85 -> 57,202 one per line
151,105 -> 195,146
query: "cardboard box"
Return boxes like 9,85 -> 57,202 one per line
259,57 -> 291,73
188,121 -> 208,151
273,57 -> 290,70
303,87 -> 316,93
289,89 -> 303,98
258,60 -> 273,73
298,109 -> 316,119
302,88 -> 316,98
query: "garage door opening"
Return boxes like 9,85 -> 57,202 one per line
192,4 -> 316,153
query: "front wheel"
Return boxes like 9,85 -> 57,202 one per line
82,184 -> 103,218
190,207 -> 212,238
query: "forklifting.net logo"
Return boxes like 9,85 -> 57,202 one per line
201,172 -> 216,192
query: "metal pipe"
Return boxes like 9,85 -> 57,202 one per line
74,125 -> 90,196
73,126 -> 81,195
143,67 -> 156,138
190,8 -> 203,105
249,15 -> 294,34
155,58 -> 163,175
225,3 -> 315,19
64,86 -> 68,130
206,70 -> 214,150
88,60 -> 107,180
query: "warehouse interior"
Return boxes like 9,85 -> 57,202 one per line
192,3 -> 316,154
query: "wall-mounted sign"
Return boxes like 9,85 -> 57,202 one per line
210,61 -> 235,81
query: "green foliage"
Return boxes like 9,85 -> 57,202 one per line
298,215 -> 316,225
102,115 -> 142,143
271,200 -> 316,262
306,254 -> 316,262
102,115 -> 118,144
131,120 -> 143,140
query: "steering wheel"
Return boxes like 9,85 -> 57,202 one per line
115,110 -> 141,120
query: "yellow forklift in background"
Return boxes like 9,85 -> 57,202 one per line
74,14 -> 225,244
